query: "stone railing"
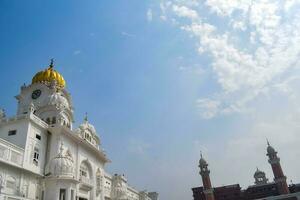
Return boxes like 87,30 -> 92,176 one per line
0,113 -> 48,129
0,138 -> 24,167
79,176 -> 93,186
0,194 -> 33,200
0,114 -> 27,124
30,113 -> 48,128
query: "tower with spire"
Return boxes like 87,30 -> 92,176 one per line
199,152 -> 215,200
266,140 -> 289,195
16,59 -> 74,128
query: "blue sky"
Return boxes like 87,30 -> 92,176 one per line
1,1 -> 300,199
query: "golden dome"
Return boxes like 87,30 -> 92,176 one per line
32,59 -> 66,89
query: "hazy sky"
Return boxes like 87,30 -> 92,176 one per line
1,1 -> 300,199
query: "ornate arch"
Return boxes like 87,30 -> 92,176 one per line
79,159 -> 94,180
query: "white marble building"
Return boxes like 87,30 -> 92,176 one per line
0,61 -> 158,200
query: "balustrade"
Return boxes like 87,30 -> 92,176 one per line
0,140 -> 23,167
79,176 -> 93,186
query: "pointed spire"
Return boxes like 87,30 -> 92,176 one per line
84,112 -> 88,122
267,138 -> 270,146
199,151 -> 208,168
49,58 -> 54,68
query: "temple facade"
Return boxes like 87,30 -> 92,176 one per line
0,61 -> 158,200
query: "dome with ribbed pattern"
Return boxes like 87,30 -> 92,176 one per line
32,60 -> 66,89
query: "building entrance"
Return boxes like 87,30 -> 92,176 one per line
79,198 -> 88,200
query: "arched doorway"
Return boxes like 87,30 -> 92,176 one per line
78,160 -> 94,200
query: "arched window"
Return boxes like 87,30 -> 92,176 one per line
80,163 -> 88,178
33,146 -> 40,166
79,160 -> 93,182
52,117 -> 56,124
85,132 -> 92,142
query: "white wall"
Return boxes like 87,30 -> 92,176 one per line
23,121 -> 48,175
0,162 -> 41,199
0,119 -> 29,149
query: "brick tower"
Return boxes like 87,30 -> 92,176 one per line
266,141 -> 289,195
199,153 -> 215,200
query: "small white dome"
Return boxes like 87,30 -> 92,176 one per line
48,144 -> 74,177
49,93 -> 70,109
77,120 -> 97,136
76,114 -> 100,141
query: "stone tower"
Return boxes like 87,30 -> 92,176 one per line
199,153 -> 215,200
266,141 -> 289,195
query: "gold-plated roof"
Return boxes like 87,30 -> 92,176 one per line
32,59 -> 66,89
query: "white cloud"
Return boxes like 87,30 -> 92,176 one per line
159,0 -> 300,118
284,0 -> 300,11
73,50 -> 81,55
205,0 -> 251,17
146,2 -> 300,199
172,5 -> 199,20
196,98 -> 220,119
147,8 -> 153,22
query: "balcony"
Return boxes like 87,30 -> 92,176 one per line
79,176 -> 93,191
0,138 -> 24,167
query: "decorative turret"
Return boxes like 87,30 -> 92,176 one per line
199,152 -> 215,200
76,113 -> 100,148
266,140 -> 289,194
111,174 -> 127,200
254,168 -> 268,185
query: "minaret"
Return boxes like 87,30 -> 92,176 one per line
199,152 -> 215,200
266,141 -> 289,194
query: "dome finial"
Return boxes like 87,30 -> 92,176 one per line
49,58 -> 54,68
200,151 -> 203,159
